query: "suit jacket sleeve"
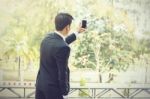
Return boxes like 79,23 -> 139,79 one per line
55,46 -> 70,95
65,33 -> 76,44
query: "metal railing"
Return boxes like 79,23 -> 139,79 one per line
0,81 -> 150,99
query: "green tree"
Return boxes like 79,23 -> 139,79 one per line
71,0 -> 136,83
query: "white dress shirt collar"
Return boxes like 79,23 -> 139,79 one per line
55,31 -> 65,41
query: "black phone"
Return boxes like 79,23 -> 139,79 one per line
82,20 -> 87,28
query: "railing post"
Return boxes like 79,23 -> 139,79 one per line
0,70 -> 3,81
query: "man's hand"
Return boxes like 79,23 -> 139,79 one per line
78,28 -> 86,33
77,24 -> 86,33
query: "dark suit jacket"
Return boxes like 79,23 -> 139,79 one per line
36,32 -> 76,95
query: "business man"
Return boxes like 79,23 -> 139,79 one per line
35,13 -> 85,99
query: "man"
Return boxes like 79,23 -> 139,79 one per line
35,13 -> 85,99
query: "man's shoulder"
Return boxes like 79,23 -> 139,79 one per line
45,32 -> 55,38
42,32 -> 59,42
45,32 -> 63,40
43,33 -> 66,45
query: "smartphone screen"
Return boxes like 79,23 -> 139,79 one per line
82,20 -> 87,28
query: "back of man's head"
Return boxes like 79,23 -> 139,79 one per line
55,13 -> 73,31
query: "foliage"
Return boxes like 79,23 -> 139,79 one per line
0,0 -> 70,64
71,1 -> 136,73
0,0 -> 150,78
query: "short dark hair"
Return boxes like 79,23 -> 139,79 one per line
55,13 -> 73,31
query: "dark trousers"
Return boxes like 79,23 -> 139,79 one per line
36,86 -> 63,99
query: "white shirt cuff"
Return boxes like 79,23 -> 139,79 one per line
63,95 -> 68,99
74,32 -> 79,37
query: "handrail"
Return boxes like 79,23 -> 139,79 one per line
0,81 -> 150,99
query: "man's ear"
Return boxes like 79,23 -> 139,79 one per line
66,25 -> 70,31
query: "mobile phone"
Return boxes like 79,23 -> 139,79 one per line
82,20 -> 87,28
